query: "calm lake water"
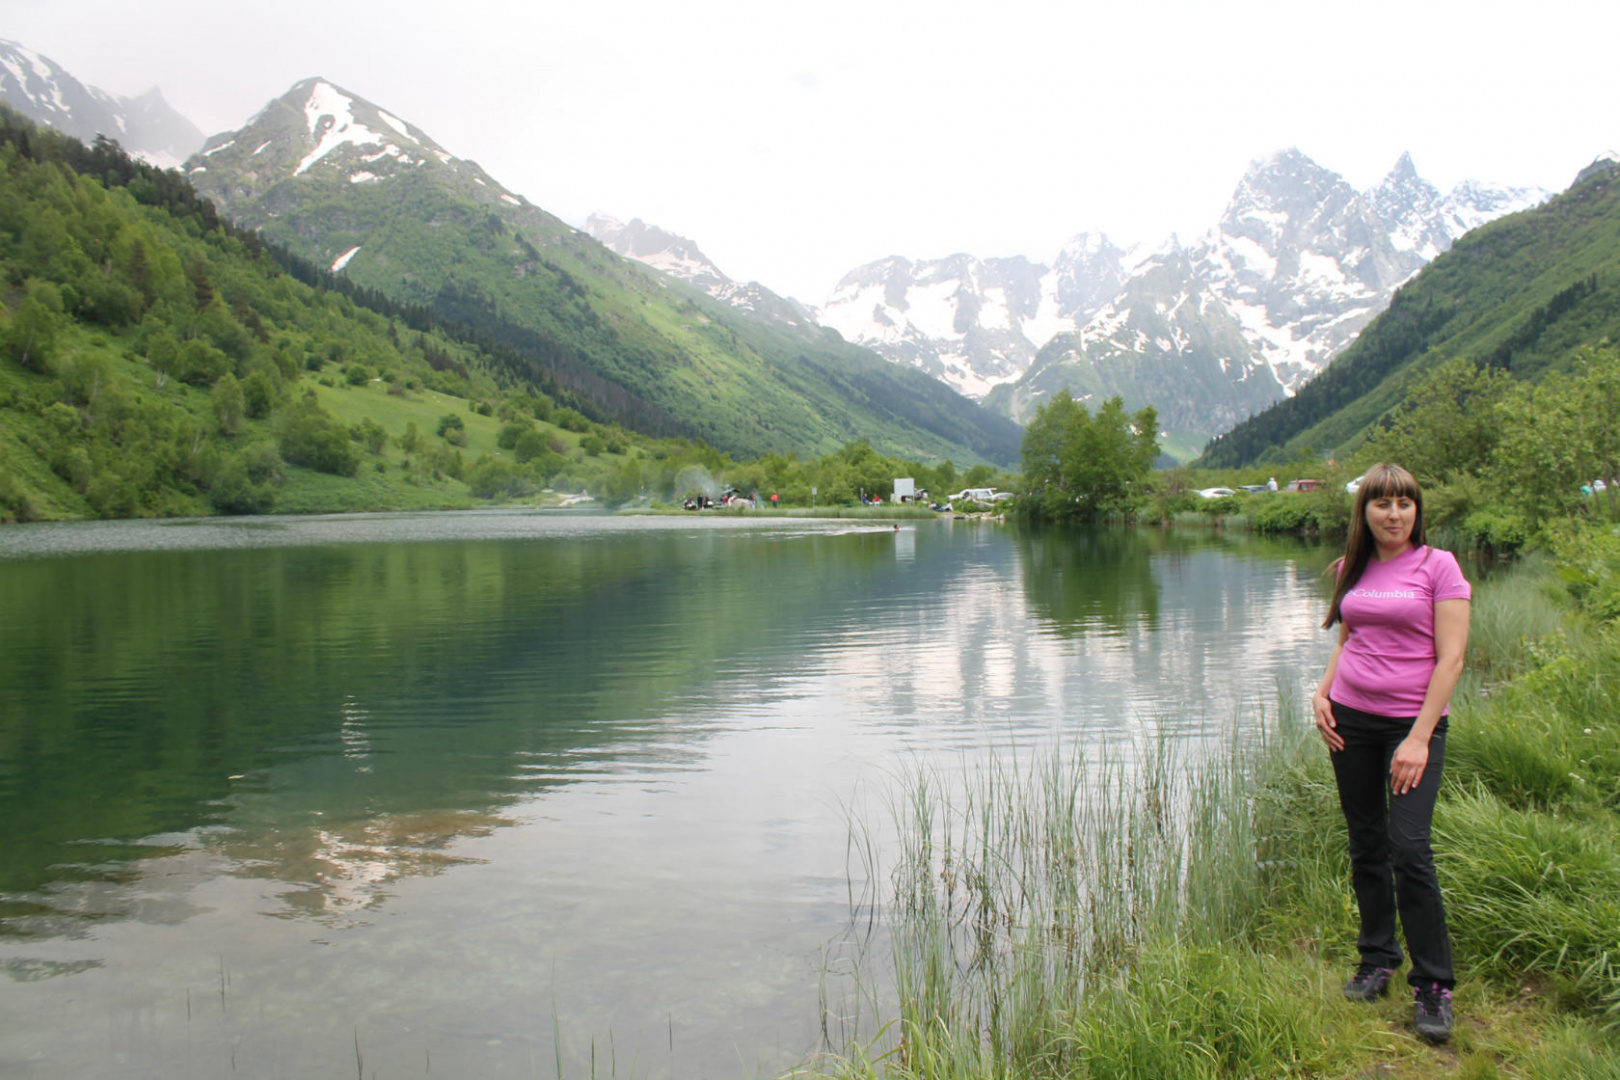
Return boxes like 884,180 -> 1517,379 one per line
0,511 -> 1334,1078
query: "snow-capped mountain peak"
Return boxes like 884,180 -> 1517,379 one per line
190,77 -> 473,193
583,212 -> 816,329
822,147 -> 1549,455
586,214 -> 729,291
0,38 -> 203,167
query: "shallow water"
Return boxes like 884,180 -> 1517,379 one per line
0,511 -> 1333,1078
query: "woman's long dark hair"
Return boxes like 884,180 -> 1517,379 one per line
1323,462 -> 1426,629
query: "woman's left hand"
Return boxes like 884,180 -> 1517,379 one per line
1390,735 -> 1430,796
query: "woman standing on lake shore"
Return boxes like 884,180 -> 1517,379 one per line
1312,462 -> 1470,1044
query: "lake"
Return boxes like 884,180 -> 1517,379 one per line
0,511 -> 1333,1078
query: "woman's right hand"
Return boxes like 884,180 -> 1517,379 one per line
1314,690 -> 1344,752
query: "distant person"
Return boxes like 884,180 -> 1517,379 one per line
1312,462 -> 1469,1044
1267,476 -> 1278,492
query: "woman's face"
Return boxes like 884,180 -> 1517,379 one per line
1365,493 -> 1417,557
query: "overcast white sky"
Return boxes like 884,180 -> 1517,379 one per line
3,0 -> 1617,301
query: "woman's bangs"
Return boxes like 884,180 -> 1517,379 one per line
1359,464 -> 1421,502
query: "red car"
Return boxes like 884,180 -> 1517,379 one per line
1285,478 -> 1320,493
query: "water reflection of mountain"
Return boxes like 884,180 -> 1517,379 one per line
0,522 -> 988,923
0,518 -> 1331,931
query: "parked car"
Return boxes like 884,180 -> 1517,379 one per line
1239,484 -> 1269,494
948,488 -> 998,502
1285,479 -> 1320,493
1345,474 -> 1365,494
1196,487 -> 1237,499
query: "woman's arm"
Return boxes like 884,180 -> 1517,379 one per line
1389,597 -> 1470,795
1313,623 -> 1350,752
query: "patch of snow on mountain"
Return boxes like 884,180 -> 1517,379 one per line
295,83 -> 386,175
253,140 -> 273,155
978,288 -> 1011,331
1022,275 -> 1078,345
499,193 -> 520,206
1224,234 -> 1276,277
349,171 -> 377,184
378,111 -> 410,139
906,279 -> 965,341
203,139 -> 234,157
331,246 -> 361,272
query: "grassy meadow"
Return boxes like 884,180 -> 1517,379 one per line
806,545 -> 1620,1080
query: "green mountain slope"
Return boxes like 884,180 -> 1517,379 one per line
187,78 -> 1021,465
1198,163 -> 1620,467
0,111 -> 707,521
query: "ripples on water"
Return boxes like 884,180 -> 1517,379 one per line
0,511 -> 1333,1078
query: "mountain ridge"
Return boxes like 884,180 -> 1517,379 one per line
1196,156 -> 1620,468
185,77 -> 1024,464
0,38 -> 203,167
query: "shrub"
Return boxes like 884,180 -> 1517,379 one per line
207,452 -> 277,514
343,362 -> 369,386
1461,508 -> 1530,555
1253,498 -> 1318,534
436,412 -> 465,438
497,420 -> 533,450
276,393 -> 358,476
241,369 -> 277,419
553,407 -> 590,432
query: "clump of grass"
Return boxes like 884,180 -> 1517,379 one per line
1438,787 -> 1620,1016
817,715 -> 1309,1078
1466,553 -> 1572,679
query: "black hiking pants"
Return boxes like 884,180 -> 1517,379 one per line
1329,700 -> 1454,990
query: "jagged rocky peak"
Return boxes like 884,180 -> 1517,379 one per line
584,212 -> 816,329
1574,151 -> 1620,187
0,38 -> 203,167
1050,231 -> 1134,319
585,214 -> 729,290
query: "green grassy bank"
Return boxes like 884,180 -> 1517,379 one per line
807,531 -> 1620,1080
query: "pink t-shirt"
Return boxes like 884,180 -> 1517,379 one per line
1330,545 -> 1472,717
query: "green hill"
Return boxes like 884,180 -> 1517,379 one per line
187,79 -> 1021,466
1197,164 -> 1620,467
0,111 -> 708,521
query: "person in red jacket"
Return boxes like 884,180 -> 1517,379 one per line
1312,462 -> 1470,1044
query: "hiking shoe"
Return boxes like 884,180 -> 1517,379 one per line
1414,983 -> 1454,1043
1342,964 -> 1395,1002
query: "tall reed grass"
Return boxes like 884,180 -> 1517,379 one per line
809,708 -> 1365,1079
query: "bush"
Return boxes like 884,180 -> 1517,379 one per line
241,369 -> 277,419
1461,508 -> 1530,555
276,393 -> 358,476
1253,497 -> 1319,534
497,420 -> 532,450
175,338 -> 230,385
206,452 -> 277,514
343,362 -> 370,386
436,412 -> 465,438
553,407 -> 590,432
